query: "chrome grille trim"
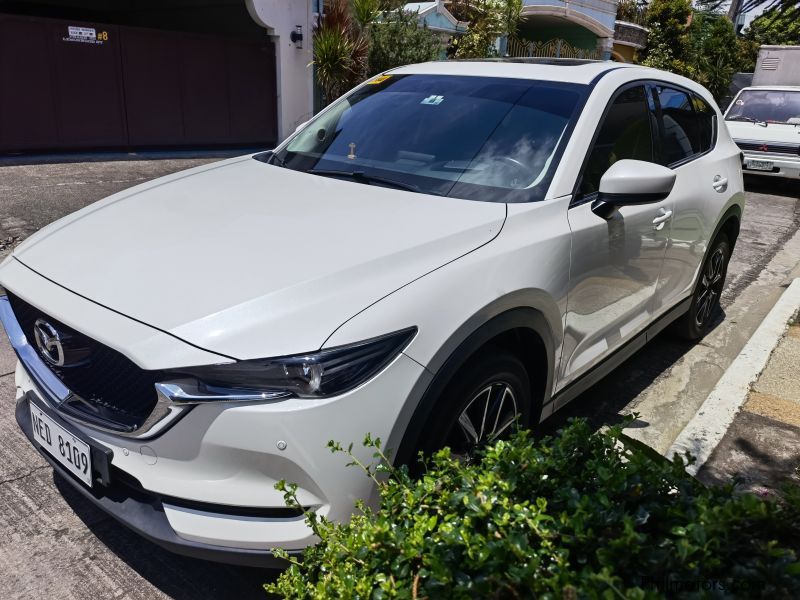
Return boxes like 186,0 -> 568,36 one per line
0,295 -> 191,439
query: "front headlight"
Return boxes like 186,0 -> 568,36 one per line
158,327 -> 416,403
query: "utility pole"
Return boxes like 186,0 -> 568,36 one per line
727,0 -> 744,22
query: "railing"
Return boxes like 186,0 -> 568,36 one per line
506,38 -> 603,60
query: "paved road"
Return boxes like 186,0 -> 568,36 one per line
0,159 -> 798,599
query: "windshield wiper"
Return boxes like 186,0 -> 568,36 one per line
726,115 -> 768,127
307,169 -> 440,195
253,150 -> 287,167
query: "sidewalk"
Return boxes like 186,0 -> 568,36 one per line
698,317 -> 800,495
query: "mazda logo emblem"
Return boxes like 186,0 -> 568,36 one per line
34,319 -> 65,367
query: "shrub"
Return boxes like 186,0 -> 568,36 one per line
265,419 -> 800,598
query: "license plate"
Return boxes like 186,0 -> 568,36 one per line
29,402 -> 93,487
746,159 -> 773,171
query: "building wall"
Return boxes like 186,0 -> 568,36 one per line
522,0 -> 617,35
0,11 -> 278,153
611,42 -> 636,62
247,0 -> 314,142
520,0 -> 617,57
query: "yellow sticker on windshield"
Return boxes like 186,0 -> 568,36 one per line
367,74 -> 391,84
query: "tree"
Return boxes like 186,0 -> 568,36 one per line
640,0 -> 738,104
686,11 -> 739,102
737,4 -> 800,72
368,8 -> 442,76
640,0 -> 693,72
448,0 -> 522,59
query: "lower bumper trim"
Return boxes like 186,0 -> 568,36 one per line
16,395 -> 302,567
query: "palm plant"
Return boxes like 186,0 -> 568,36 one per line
352,0 -> 381,31
313,0 -> 370,106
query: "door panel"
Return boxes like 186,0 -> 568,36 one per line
121,29 -> 184,145
0,14 -> 278,152
652,89 -> 722,312
49,21 -> 127,146
653,157 -> 719,312
0,16 -> 59,150
562,198 -> 672,383
560,83 -> 669,387
180,36 -> 230,143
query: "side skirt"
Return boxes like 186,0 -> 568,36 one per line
548,297 -> 692,415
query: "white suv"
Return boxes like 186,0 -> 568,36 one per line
0,60 -> 744,565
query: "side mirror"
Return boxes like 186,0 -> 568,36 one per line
591,160 -> 676,220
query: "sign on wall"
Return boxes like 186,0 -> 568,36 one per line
63,26 -> 108,44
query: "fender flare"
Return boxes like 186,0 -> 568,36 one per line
393,306 -> 555,466
712,203 -> 742,250
690,203 -> 742,291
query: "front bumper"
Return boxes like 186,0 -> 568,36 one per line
16,390 -> 294,567
741,151 -> 800,179
2,287 -> 429,563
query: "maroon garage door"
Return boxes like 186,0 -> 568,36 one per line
0,14 -> 277,153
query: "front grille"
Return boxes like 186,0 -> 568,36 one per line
735,140 -> 800,155
7,292 -> 161,432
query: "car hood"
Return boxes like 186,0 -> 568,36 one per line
12,156 -> 506,360
726,120 -> 800,145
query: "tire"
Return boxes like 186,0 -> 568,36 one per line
415,350 -> 533,461
672,232 -> 731,340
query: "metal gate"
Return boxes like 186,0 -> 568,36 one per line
506,38 -> 602,60
0,14 -> 278,153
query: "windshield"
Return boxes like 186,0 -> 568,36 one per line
726,89 -> 800,125
272,74 -> 585,202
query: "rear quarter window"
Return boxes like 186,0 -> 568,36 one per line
693,94 -> 716,153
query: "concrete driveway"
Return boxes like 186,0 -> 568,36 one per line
0,158 -> 798,599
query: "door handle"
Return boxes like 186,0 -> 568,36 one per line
712,175 -> 728,192
652,210 -> 673,230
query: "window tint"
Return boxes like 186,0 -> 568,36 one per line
276,74 -> 584,203
693,94 -> 715,153
655,86 -> 699,164
579,85 -> 654,196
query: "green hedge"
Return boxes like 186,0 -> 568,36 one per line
266,419 -> 800,598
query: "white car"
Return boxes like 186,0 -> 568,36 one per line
0,60 -> 744,565
725,86 -> 800,179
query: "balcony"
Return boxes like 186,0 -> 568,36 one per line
614,20 -> 648,49
614,0 -> 649,50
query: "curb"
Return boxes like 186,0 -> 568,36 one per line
666,277 -> 800,475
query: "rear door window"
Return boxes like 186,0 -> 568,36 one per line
654,86 -> 699,165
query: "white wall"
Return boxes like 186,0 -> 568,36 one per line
246,0 -> 314,142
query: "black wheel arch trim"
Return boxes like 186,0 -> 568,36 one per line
393,303 -> 556,467
712,202 -> 742,249
693,202 -> 742,291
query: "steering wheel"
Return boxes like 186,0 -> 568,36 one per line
488,156 -> 535,187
